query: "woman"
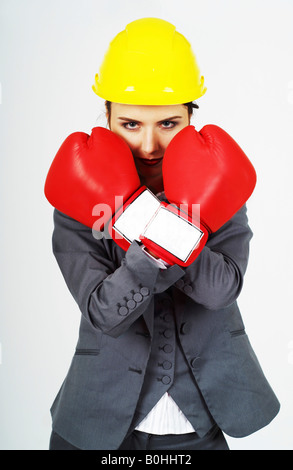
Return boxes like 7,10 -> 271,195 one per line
45,18 -> 280,450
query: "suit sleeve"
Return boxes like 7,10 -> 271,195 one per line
174,204 -> 253,309
52,209 -> 184,337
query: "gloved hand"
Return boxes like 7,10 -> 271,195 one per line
44,127 -> 161,251
140,125 -> 257,266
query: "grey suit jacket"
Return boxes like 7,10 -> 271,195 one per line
50,205 -> 280,449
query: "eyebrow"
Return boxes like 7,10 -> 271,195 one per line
117,116 -> 183,123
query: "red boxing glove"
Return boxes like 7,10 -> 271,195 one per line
140,125 -> 257,266
44,127 -> 161,250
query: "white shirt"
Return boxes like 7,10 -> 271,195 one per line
135,392 -> 195,434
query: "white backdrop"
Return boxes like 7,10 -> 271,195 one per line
1,0 -> 293,450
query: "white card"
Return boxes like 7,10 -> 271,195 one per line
142,206 -> 204,262
113,189 -> 161,243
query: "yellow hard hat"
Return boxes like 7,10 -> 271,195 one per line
92,18 -> 206,105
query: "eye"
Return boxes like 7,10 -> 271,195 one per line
161,120 -> 177,129
123,121 -> 139,130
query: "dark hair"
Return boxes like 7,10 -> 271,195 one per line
105,100 -> 198,125
184,101 -> 199,115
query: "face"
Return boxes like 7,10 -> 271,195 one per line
108,103 -> 190,193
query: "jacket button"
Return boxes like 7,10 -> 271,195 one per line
175,279 -> 184,289
183,284 -> 193,294
162,360 -> 172,370
190,357 -> 200,368
140,287 -> 150,296
163,329 -> 172,339
161,375 -> 171,385
161,313 -> 172,322
118,306 -> 128,316
162,344 -> 173,353
133,292 -> 143,302
127,299 -> 136,309
180,322 -> 191,335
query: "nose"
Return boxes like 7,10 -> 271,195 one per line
141,128 -> 160,156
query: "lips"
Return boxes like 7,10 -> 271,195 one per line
140,157 -> 163,166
